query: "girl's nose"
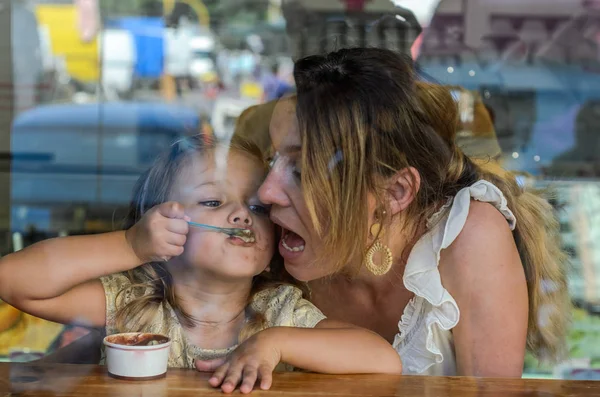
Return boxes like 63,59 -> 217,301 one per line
229,206 -> 252,226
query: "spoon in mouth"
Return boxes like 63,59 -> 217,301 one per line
187,221 -> 255,242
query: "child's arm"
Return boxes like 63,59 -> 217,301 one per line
205,320 -> 402,394
0,202 -> 188,327
0,231 -> 139,327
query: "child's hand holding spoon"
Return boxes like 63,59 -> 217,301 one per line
125,202 -> 190,263
124,201 -> 256,265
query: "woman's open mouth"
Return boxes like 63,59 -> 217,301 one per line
280,228 -> 305,254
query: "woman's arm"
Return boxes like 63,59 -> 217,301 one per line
440,201 -> 528,377
206,320 -> 402,394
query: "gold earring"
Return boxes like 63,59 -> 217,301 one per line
364,220 -> 393,276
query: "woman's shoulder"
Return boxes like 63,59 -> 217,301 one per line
405,177 -> 523,304
407,181 -> 519,289
438,178 -> 519,272
439,200 -> 522,293
459,199 -> 514,241
446,200 -> 516,260
251,284 -> 326,329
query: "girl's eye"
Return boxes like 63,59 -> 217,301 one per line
200,200 -> 221,207
249,204 -> 270,215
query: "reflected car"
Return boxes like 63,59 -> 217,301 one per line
9,102 -> 200,233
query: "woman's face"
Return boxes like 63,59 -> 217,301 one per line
258,99 -> 333,281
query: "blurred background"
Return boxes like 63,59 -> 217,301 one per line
1,0 -> 600,380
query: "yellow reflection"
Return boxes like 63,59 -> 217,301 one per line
35,4 -> 99,83
0,301 -> 64,359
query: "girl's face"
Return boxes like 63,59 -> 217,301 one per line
170,148 -> 274,280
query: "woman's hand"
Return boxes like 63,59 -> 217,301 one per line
207,329 -> 282,394
125,202 -> 190,263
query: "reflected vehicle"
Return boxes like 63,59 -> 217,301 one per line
189,27 -> 218,82
12,0 -> 43,113
104,17 -> 165,91
99,29 -> 136,100
9,102 -> 200,235
35,1 -> 100,98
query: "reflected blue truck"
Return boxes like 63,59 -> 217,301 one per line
10,102 -> 200,232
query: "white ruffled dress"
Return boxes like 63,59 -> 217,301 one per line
393,180 -> 516,375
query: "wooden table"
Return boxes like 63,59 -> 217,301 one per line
1,363 -> 600,396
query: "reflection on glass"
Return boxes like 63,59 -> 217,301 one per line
0,0 -> 600,381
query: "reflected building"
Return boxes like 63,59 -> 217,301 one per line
418,0 -> 600,176
282,0 -> 421,59
418,0 -> 600,308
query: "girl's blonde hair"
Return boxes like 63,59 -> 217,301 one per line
115,134 -> 301,340
294,48 -> 570,362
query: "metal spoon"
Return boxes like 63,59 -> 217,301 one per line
187,221 -> 254,239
